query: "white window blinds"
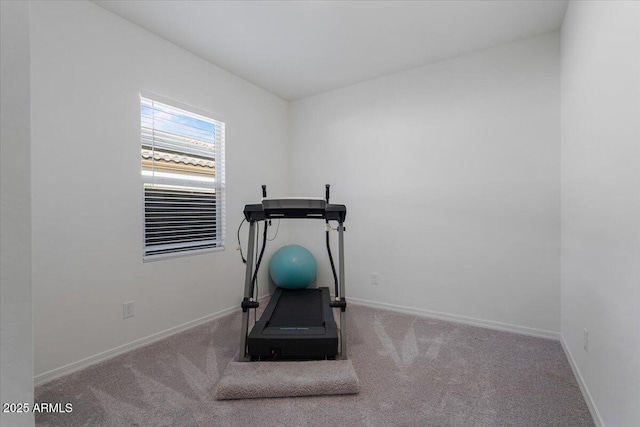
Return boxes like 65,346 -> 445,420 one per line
140,95 -> 225,259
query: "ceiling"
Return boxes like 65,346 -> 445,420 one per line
93,0 -> 568,101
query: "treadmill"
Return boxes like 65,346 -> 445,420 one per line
239,185 -> 348,361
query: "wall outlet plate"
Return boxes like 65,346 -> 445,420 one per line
123,301 -> 135,319
371,273 -> 379,286
583,328 -> 588,352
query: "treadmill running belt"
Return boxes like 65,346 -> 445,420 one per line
268,289 -> 324,327
247,287 -> 338,359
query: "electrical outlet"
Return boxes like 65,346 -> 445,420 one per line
583,328 -> 588,352
123,301 -> 135,319
371,273 -> 379,286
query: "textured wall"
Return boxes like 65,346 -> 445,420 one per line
289,33 -> 561,335
30,0 -> 289,378
1,1 -> 34,426
561,1 -> 640,425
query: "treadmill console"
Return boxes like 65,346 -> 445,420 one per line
262,198 -> 326,218
244,198 -> 346,222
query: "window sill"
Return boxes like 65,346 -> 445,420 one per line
143,245 -> 225,263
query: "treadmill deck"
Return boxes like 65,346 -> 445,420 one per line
247,287 -> 338,360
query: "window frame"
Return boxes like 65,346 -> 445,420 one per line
140,91 -> 225,262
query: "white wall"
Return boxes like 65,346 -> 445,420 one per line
30,1 -> 289,378
25,10 -> 640,427
1,2 -> 34,425
561,1 -> 640,426
289,33 -> 561,335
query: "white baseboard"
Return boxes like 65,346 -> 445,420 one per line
35,293 -> 275,387
560,334 -> 605,427
34,294 -> 558,387
348,297 -> 560,340
34,304 -> 237,387
347,299 -> 604,423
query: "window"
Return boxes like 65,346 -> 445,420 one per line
140,94 -> 225,259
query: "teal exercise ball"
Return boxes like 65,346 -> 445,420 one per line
269,245 -> 317,290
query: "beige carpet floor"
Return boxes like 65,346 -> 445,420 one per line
35,303 -> 594,426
